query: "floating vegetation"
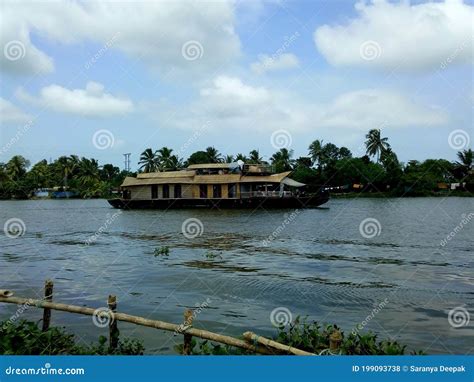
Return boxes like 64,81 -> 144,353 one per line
154,246 -> 170,256
204,251 -> 222,260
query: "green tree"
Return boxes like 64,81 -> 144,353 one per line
365,129 -> 390,162
6,155 -> 30,181
248,149 -> 263,164
138,148 -> 158,173
205,146 -> 223,163
187,151 -> 210,165
309,139 -> 324,169
270,148 -> 294,172
235,153 -> 248,162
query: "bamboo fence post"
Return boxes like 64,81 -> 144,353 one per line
0,290 -> 13,297
329,329 -> 342,353
243,331 -> 314,356
108,295 -> 118,351
183,309 -> 194,355
41,280 -> 53,331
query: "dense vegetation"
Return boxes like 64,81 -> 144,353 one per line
0,320 -> 143,355
0,129 -> 472,199
1,318 -> 423,355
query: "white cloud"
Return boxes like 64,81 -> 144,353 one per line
251,53 -> 299,74
0,98 -> 31,123
16,82 -> 134,117
314,0 -> 473,71
314,89 -> 448,129
1,0 -> 240,76
150,76 -> 448,134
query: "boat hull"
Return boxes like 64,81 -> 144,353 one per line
107,194 -> 329,209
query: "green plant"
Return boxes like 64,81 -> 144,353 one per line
0,320 -> 144,355
204,251 -> 221,260
154,246 -> 170,256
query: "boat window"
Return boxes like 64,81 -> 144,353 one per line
151,185 -> 158,199
228,183 -> 236,198
174,184 -> 181,198
199,185 -> 207,198
163,184 -> 169,198
213,184 -> 222,198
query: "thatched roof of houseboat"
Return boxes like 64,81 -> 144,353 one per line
122,167 -> 303,187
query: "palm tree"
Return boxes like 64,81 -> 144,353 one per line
224,155 -> 234,163
28,160 -> 50,187
56,155 -> 79,187
205,146 -> 223,163
77,158 -> 100,186
6,155 -> 30,181
156,147 -> 174,170
457,149 -> 473,170
138,148 -> 158,173
270,148 -> 294,171
365,129 -> 390,162
308,139 -> 324,169
248,149 -> 263,164
235,153 -> 248,162
166,155 -> 183,171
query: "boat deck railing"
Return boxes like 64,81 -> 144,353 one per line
240,191 -> 294,198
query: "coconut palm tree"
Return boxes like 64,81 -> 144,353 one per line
270,148 -> 294,171
224,155 -> 234,163
138,148 -> 158,173
77,158 -> 100,186
205,146 -> 223,163
308,139 -> 324,169
6,155 -> 30,181
248,149 -> 263,164
365,129 -> 390,162
156,147 -> 174,170
235,153 -> 248,162
166,155 -> 183,171
457,149 -> 473,170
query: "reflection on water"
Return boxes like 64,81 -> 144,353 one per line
0,198 -> 473,354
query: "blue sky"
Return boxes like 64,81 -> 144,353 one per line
0,0 -> 472,170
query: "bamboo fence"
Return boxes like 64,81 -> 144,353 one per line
0,281 -> 340,356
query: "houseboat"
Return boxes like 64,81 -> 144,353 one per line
107,163 -> 329,209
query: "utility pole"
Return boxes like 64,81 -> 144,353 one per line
123,153 -> 131,172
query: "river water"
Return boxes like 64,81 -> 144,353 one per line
0,198 -> 473,354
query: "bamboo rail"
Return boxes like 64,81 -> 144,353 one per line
0,294 -> 279,355
243,331 -> 314,356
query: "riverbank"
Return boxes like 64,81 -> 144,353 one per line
330,190 -> 473,198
